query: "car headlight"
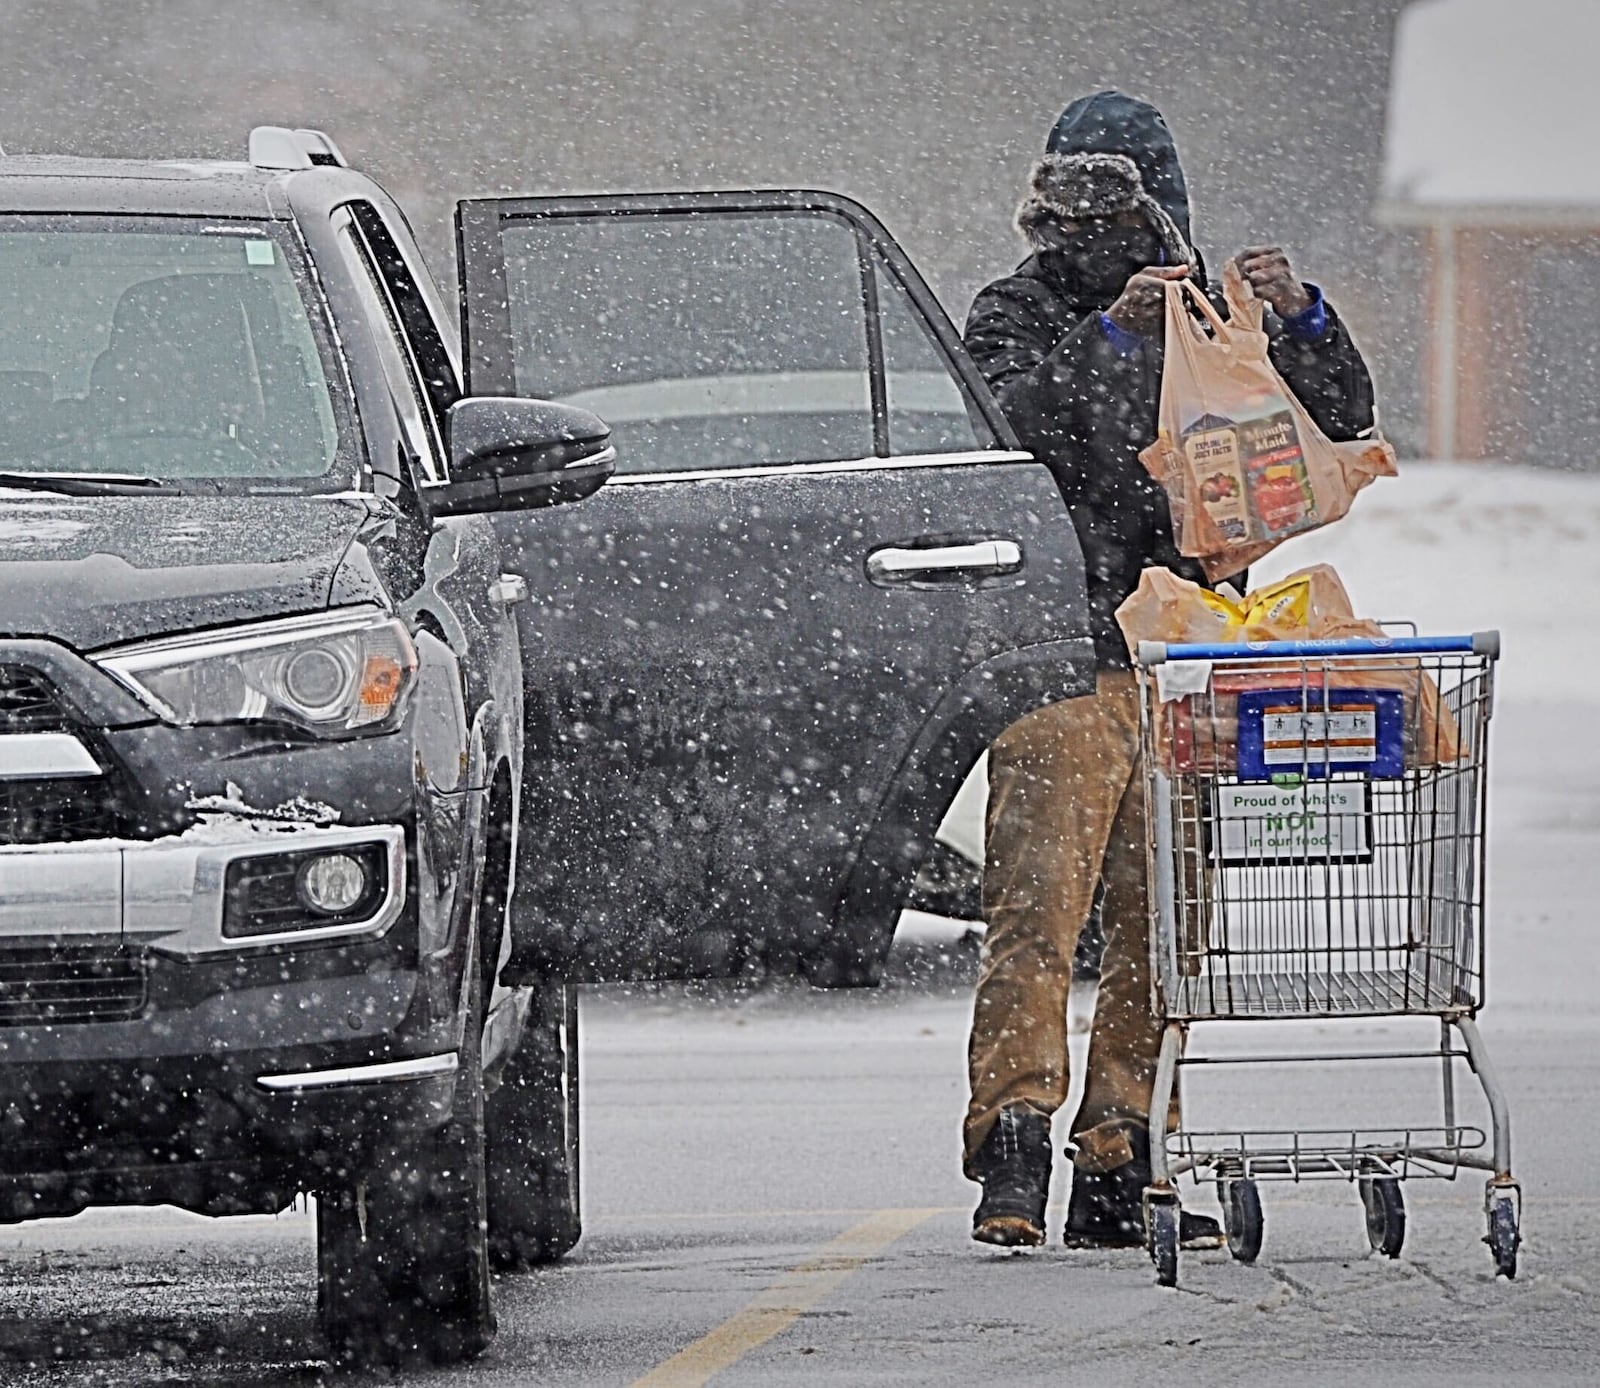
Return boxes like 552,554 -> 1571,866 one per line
96,607 -> 419,735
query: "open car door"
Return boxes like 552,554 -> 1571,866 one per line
455,190 -> 1093,985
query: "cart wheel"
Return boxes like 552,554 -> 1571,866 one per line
1146,1195 -> 1180,1287
1486,1190 -> 1519,1280
1359,1176 -> 1405,1258
1220,1178 -> 1264,1264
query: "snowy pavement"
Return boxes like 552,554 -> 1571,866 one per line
2,462 -> 1598,1384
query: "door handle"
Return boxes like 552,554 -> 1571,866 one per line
866,540 -> 1023,583
488,573 -> 529,606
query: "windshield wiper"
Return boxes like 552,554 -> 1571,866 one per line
0,470 -> 173,496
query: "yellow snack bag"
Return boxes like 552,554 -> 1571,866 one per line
1240,564 -> 1358,639
1241,574 -> 1311,636
1199,588 -> 1246,633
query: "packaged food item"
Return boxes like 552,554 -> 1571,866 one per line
1241,573 -> 1310,636
1139,262 -> 1398,581
1119,564 -> 1463,771
1199,588 -> 1246,633
1160,666 -> 1459,775
1238,565 -> 1355,638
1182,408 -> 1318,547
1310,616 -> 1463,765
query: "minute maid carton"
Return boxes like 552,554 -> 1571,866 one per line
1181,407 -> 1319,543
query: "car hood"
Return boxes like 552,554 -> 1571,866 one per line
0,490 -> 381,650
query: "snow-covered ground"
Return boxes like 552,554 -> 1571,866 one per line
872,462 -> 1600,1382
4,463 -> 1597,1385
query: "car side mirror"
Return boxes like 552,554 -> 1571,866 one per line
430,396 -> 615,516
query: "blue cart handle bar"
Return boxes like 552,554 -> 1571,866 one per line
1136,631 -> 1501,666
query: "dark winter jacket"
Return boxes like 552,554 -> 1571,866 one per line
967,92 -> 1377,668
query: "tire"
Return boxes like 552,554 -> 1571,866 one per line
1147,1195 -> 1180,1287
1487,1189 -> 1519,1279
1359,1175 -> 1406,1259
316,932 -> 494,1367
1220,1178 -> 1264,1264
486,981 -> 582,1269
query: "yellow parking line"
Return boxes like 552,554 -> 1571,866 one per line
630,1206 -> 943,1387
594,1205 -> 961,1224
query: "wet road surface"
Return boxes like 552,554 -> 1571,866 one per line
4,698 -> 1600,1385
2,974 -> 1597,1387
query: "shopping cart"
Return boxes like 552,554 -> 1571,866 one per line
1133,631 -> 1518,1286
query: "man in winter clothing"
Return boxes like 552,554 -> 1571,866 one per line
962,91 -> 1376,1248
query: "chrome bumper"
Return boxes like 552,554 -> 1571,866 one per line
0,824 -> 406,957
256,1050 -> 457,1092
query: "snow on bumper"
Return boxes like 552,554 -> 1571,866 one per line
0,818 -> 406,956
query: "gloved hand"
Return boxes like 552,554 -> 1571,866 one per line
1105,264 -> 1190,338
1231,246 -> 1313,319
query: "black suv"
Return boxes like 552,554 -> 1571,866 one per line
0,128 -> 1092,1363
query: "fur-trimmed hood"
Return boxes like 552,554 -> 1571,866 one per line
1018,91 -> 1195,265
1016,150 -> 1193,265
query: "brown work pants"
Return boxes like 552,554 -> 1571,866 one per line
963,672 -> 1172,1179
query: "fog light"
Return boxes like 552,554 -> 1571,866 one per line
297,852 -> 370,914
224,842 -> 389,937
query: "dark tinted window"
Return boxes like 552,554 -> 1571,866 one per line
348,202 -> 459,435
500,211 -> 874,473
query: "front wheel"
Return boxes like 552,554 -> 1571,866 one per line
316,935 -> 494,1367
486,982 -> 582,1269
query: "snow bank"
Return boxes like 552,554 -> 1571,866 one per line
1250,461 -> 1600,705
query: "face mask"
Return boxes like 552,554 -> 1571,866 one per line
1054,222 -> 1164,300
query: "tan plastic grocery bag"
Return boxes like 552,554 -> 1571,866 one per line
1115,564 -> 1461,767
1115,563 -> 1355,653
1113,566 -> 1244,648
1139,263 -> 1397,581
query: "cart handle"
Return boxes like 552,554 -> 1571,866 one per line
1137,631 -> 1500,666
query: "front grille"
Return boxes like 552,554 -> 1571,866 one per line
0,949 -> 149,1026
0,778 -> 124,845
0,665 -> 125,845
0,666 -> 70,733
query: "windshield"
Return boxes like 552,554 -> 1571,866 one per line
0,217 -> 349,486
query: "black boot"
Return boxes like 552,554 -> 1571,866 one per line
971,1106 -> 1052,1247
1063,1127 -> 1223,1250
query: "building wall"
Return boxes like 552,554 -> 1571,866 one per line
0,0 -> 1421,445
1436,226 -> 1600,470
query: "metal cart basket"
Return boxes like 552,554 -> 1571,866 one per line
1133,631 -> 1518,1285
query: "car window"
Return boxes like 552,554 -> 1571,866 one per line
339,215 -> 445,484
347,202 -> 460,441
0,216 -> 347,483
874,248 -> 984,456
497,210 -> 877,474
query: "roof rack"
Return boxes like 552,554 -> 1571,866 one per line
247,126 -> 349,171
